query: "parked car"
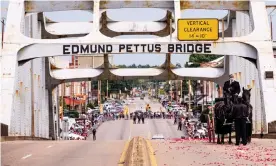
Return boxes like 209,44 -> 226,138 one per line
152,134 -> 164,140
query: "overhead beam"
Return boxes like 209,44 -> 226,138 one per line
25,1 -> 249,13
25,1 -> 95,12
45,21 -> 229,36
49,67 -> 224,81
50,68 -> 103,79
110,68 -> 164,76
42,10 -> 232,36
100,10 -> 173,37
180,1 -> 249,10
17,42 -> 257,62
171,68 -> 224,78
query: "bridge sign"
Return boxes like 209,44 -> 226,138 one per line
177,19 -> 219,41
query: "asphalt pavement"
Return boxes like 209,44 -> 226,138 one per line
85,97 -> 184,141
2,97 -> 183,166
3,97 -> 274,166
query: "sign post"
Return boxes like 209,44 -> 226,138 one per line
178,19 -> 219,41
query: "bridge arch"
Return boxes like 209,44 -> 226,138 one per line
1,0 -> 276,140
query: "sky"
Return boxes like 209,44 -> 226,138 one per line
1,1 -> 276,66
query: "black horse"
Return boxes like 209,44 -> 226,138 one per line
214,87 -> 253,144
214,92 -> 234,144
241,87 -> 253,143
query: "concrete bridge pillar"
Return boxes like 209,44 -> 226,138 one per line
1,1 -> 53,138
245,2 -> 276,133
1,1 -> 24,136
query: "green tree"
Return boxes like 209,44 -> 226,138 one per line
189,54 -> 223,64
184,54 -> 223,95
117,64 -> 127,68
87,103 -> 94,109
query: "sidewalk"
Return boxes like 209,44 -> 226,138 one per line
252,133 -> 276,139
152,138 -> 276,166
1,136 -> 50,142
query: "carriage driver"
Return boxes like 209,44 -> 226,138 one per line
223,74 -> 241,103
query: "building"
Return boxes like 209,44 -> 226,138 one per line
198,56 -> 225,105
58,55 -> 113,112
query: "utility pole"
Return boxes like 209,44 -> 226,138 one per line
98,80 -> 101,106
91,56 -> 94,104
61,81 -> 65,120
180,80 -> 183,104
1,18 -> 5,49
90,79 -> 93,104
169,81 -> 172,101
106,80 -> 108,99
72,56 -> 75,110
188,80 -> 191,112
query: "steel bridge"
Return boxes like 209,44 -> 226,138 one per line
1,0 -> 276,139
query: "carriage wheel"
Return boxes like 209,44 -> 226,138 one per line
211,117 -> 216,143
207,115 -> 212,143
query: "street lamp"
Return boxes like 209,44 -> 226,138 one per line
268,7 -> 276,40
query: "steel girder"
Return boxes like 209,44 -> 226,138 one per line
24,1 -> 249,13
1,0 -> 276,135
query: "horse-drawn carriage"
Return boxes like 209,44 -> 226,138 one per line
207,88 -> 253,144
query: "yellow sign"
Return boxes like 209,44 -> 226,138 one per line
178,19 -> 219,41
99,104 -> 103,114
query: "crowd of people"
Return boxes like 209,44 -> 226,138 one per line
102,112 -> 126,121
174,113 -> 207,139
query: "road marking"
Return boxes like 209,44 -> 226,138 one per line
47,145 -> 53,148
147,131 -> 151,139
129,120 -> 133,140
146,140 -> 158,166
21,154 -> 32,160
147,119 -> 151,139
118,141 -> 130,166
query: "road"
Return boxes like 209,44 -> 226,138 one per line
152,138 -> 276,166
2,97 -> 276,166
2,97 -> 183,166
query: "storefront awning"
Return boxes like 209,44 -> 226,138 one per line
64,97 -> 85,106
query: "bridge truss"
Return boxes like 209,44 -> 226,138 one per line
1,0 -> 276,139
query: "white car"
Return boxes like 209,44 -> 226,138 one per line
68,132 -> 85,140
124,100 -> 130,105
109,109 -> 117,113
72,123 -> 84,129
152,134 -> 164,140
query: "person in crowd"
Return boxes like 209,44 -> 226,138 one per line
223,74 -> 241,103
174,115 -> 177,125
138,113 -> 141,124
133,115 -> 136,124
92,128 -> 97,141
178,117 -> 182,131
141,113 -> 145,124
